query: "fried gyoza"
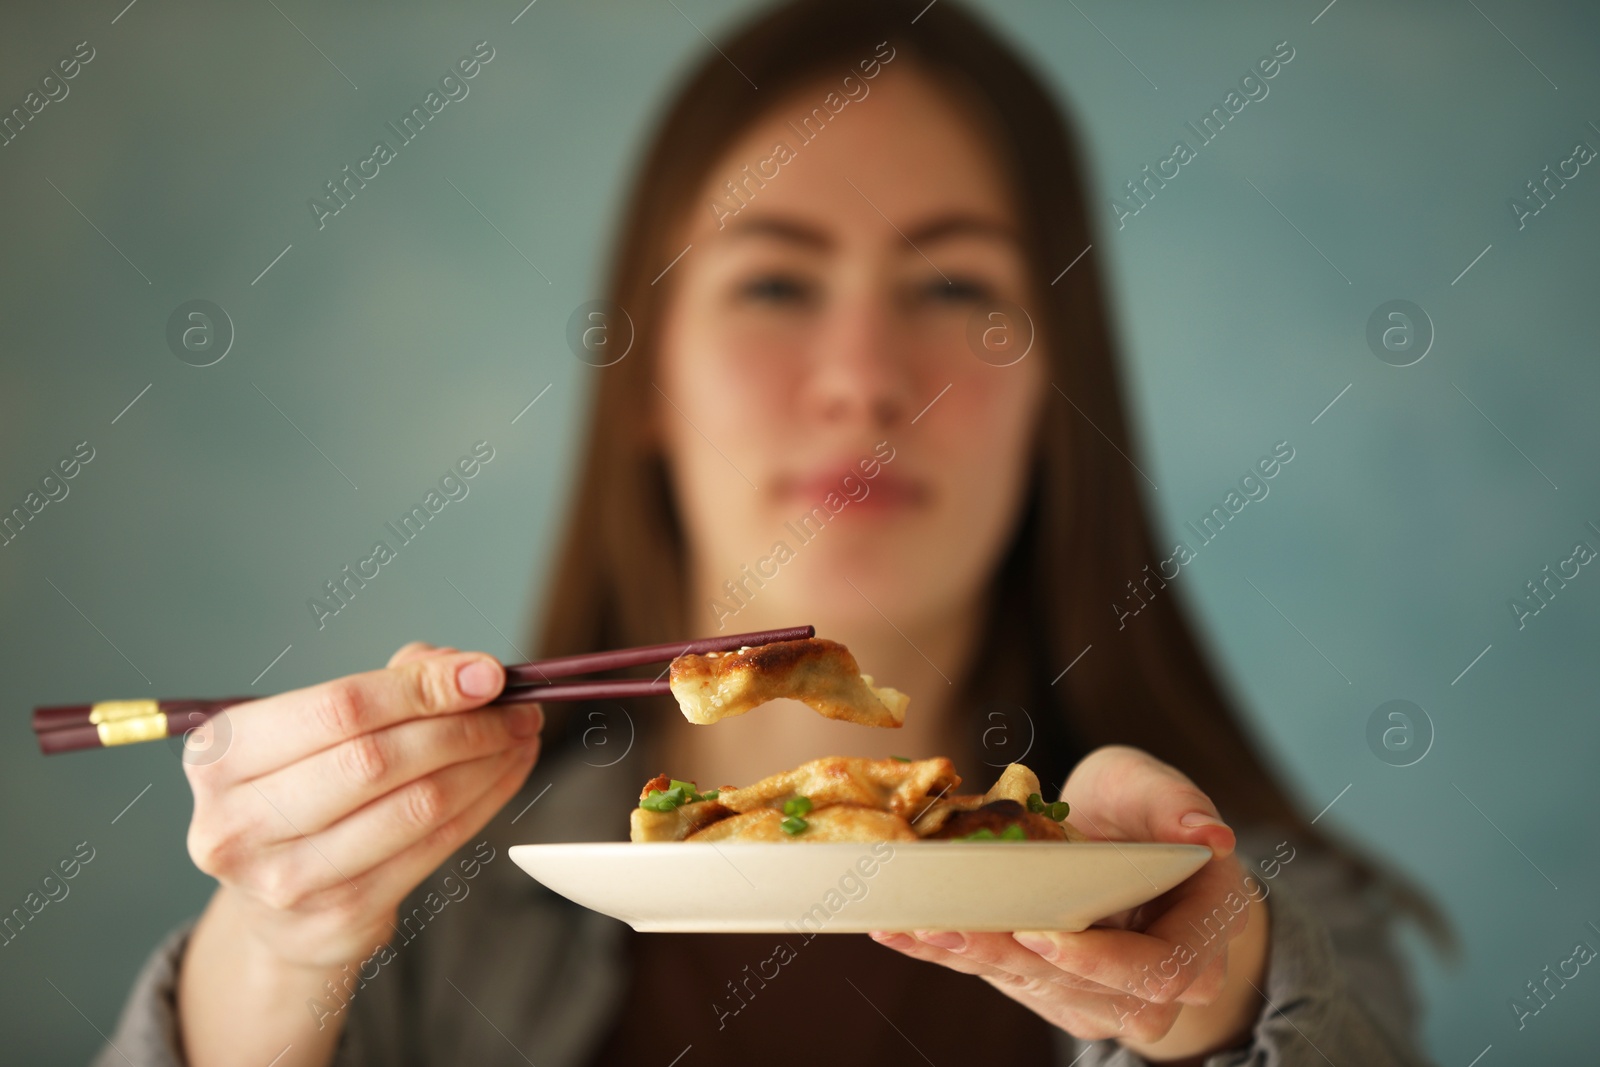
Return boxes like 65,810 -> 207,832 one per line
645,639 -> 1079,844
921,800 -> 1079,841
714,755 -> 958,819
912,763 -> 1088,842
668,638 -> 908,728
686,804 -> 920,843
628,757 -> 1084,844
629,796 -> 736,843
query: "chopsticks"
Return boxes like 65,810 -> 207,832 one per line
501,626 -> 814,686
31,624 -> 814,756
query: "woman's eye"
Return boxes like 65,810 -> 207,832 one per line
738,274 -> 813,305
920,276 -> 994,305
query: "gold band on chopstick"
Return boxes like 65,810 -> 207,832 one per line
91,701 -> 168,746
97,712 -> 169,746
89,699 -> 161,724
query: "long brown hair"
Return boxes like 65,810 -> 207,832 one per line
532,0 -> 1445,942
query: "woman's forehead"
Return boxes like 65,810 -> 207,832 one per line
687,67 -> 1020,246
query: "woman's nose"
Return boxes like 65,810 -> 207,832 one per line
801,291 -> 914,429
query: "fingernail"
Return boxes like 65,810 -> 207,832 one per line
1181,812 -> 1225,828
457,659 -> 500,698
507,704 -> 540,738
917,930 -> 965,951
1013,933 -> 1058,960
870,931 -> 913,949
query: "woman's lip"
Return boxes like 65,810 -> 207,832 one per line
777,470 -> 930,508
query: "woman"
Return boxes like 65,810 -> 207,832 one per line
100,1 -> 1439,1064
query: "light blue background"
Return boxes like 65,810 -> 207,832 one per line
2,1 -> 1596,1062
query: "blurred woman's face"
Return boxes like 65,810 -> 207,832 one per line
657,65 -> 1046,632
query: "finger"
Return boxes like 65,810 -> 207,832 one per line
250,746 -> 537,960
241,702 -> 543,837
215,651 -> 507,780
1012,858 -> 1256,1004
387,642 -> 460,669
1176,948 -> 1228,1007
258,742 -> 536,901
1062,745 -> 1235,858
874,931 -> 1122,995
979,972 -> 1181,1045
305,740 -> 538,881
869,932 -> 1174,1041
268,742 -> 531,927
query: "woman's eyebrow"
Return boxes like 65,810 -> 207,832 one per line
723,216 -> 832,249
905,214 -> 1018,245
719,213 -> 1016,249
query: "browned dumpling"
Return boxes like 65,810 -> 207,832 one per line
922,800 -> 1072,841
630,798 -> 735,843
685,804 -> 919,843
912,763 -> 1088,841
627,756 -> 1083,845
669,638 -> 908,728
714,756 -> 958,820
642,637 -> 1077,844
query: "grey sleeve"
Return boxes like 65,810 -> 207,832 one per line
91,918 -> 365,1067
90,920 -> 195,1067
1056,842 -> 1436,1067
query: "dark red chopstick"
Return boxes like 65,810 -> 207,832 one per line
32,624 -> 813,755
493,678 -> 669,704
502,624 -> 814,686
32,697 -> 253,736
34,699 -> 254,755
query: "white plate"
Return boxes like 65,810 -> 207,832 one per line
509,841 -> 1210,933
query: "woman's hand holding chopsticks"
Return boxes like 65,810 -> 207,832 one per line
174,642 -> 541,1067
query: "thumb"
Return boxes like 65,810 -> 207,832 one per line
1067,745 -> 1236,858
1170,796 -> 1235,859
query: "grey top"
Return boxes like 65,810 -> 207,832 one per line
95,746 -> 1437,1066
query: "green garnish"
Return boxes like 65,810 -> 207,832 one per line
1026,793 -> 1070,821
961,824 -> 1027,842
778,795 -> 813,834
890,755 -> 912,763
702,789 -> 719,801
639,779 -> 718,812
639,786 -> 688,812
